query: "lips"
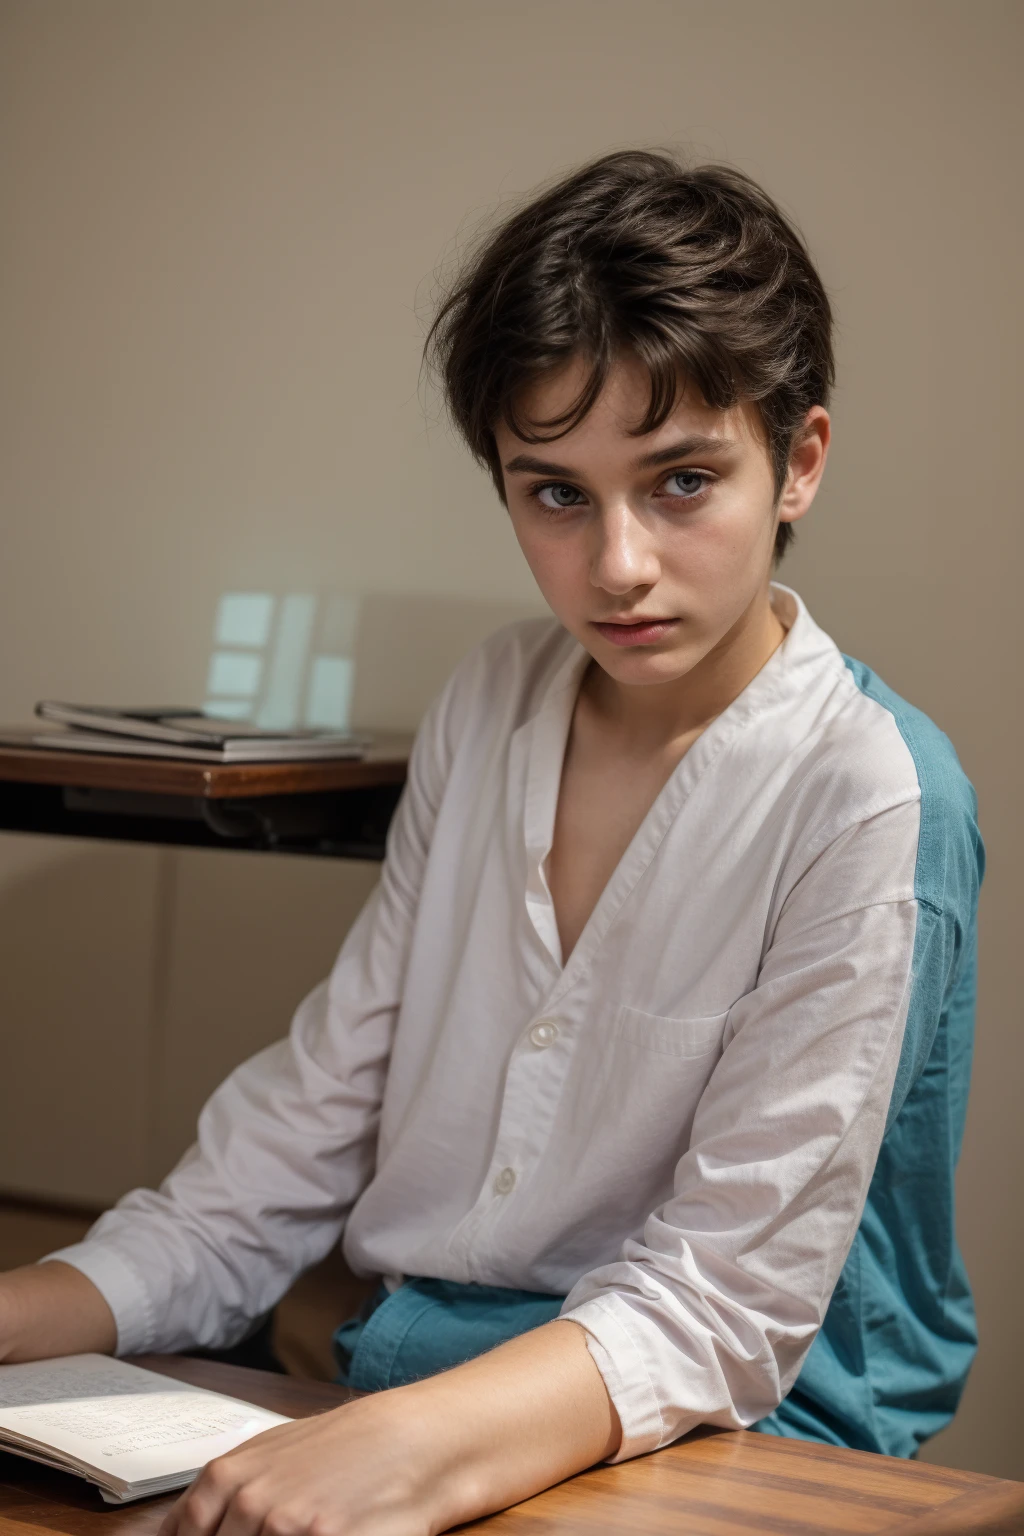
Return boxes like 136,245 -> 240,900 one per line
591,618 -> 679,648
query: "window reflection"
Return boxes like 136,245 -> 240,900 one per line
204,592 -> 359,731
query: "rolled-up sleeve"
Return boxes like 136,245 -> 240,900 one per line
562,799 -> 930,1460
45,671 -> 463,1357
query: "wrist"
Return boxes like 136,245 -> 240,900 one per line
0,1266 -> 46,1363
339,1387 -> 471,1532
0,1261 -> 117,1363
394,1384 -> 494,1534
318,1321 -> 620,1533
358,1367 -> 562,1533
331,1384 -> 480,1533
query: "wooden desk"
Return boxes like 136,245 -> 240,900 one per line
1,1357 -> 1021,1536
0,737 -> 410,859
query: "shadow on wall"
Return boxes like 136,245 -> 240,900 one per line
0,594 -> 550,1209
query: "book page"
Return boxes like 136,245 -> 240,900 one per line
0,1354 -> 289,1487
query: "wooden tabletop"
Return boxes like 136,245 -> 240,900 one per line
1,1356 -> 1020,1536
0,735 -> 410,800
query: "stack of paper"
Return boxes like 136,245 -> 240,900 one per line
31,703 -> 369,763
0,1354 -> 290,1504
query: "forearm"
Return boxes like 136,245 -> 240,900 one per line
0,1261 -> 117,1363
388,1319 -> 620,1530
163,1318 -> 620,1536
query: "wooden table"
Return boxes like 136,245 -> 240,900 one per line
1,1357 -> 1021,1536
0,736 -> 410,858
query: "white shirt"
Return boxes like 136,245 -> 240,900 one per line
52,585 -> 926,1460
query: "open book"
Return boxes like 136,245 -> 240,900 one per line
0,1354 -> 290,1504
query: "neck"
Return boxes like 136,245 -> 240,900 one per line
585,584 -> 787,747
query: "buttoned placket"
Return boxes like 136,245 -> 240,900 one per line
445,650 -> 587,1271
449,645 -> 677,1262
447,613 -> 800,1271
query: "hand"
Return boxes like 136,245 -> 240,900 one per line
160,1393 -> 445,1536
160,1319 -> 620,1536
0,1261 -> 117,1363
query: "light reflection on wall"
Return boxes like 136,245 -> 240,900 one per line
204,592 -> 359,730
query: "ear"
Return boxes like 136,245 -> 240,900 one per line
777,406 -> 830,527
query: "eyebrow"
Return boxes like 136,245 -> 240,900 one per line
632,435 -> 738,470
502,435 -> 738,478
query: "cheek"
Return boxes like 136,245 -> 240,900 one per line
675,491 -> 775,578
658,518 -> 742,587
512,525 -> 586,600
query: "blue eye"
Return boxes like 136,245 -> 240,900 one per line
664,471 -> 707,498
536,483 -> 585,510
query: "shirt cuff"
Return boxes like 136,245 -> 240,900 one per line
41,1242 -> 156,1357
560,1295 -> 668,1461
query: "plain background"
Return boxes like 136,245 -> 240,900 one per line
1,0 -> 1021,1479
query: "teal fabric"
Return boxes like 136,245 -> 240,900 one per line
332,1278 -> 565,1391
332,658 -> 983,1457
754,657 -> 984,1457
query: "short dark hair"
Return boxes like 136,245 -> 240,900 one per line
426,149 -> 834,561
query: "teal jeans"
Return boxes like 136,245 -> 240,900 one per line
332,1277 -> 566,1391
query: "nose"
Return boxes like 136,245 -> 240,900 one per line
589,499 -> 661,595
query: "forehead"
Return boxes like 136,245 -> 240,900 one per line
495,352 -> 764,462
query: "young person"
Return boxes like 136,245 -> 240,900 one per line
0,151 -> 982,1535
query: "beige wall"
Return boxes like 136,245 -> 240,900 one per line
1,0 -> 1020,1479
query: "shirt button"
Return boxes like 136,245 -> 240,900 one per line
529,1019 -> 559,1049
493,1167 -> 517,1195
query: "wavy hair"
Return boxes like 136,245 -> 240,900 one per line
426,150 -> 834,560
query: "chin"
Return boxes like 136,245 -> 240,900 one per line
598,646 -> 699,686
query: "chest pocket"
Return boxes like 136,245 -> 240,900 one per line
613,1005 -> 728,1058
